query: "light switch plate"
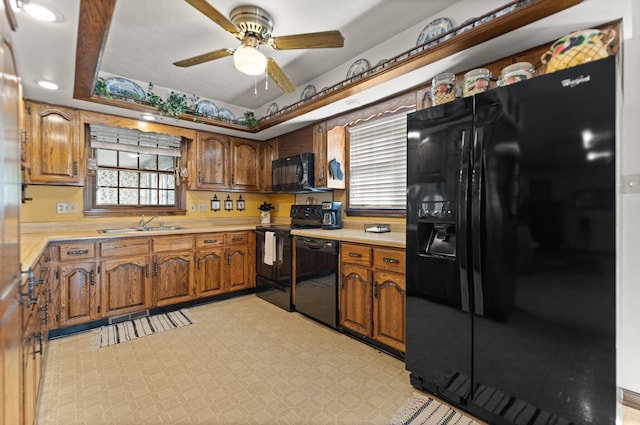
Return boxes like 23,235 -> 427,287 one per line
622,174 -> 640,194
198,203 -> 207,212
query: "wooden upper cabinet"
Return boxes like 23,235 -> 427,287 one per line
26,101 -> 82,185
190,131 -> 229,190
313,122 -> 346,189
259,138 -> 278,192
230,137 -> 260,191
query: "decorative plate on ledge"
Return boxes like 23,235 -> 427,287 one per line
266,102 -> 279,115
301,85 -> 316,100
105,77 -> 146,101
346,58 -> 371,79
456,18 -> 476,35
416,17 -> 454,47
218,108 -> 235,121
195,100 -> 218,118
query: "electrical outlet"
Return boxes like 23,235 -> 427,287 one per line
189,203 -> 196,212
198,203 -> 207,212
56,202 -> 77,214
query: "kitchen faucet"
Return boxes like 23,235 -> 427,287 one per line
140,215 -> 159,228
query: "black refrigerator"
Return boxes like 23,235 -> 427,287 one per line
406,57 -> 617,425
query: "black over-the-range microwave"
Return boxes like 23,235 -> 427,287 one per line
271,153 -> 315,192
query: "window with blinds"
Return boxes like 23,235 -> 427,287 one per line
348,113 -> 409,212
87,124 -> 185,211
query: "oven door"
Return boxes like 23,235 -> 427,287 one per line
255,229 -> 292,311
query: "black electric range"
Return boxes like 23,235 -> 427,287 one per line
255,205 -> 323,311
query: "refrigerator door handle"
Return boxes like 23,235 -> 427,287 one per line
472,128 -> 484,316
458,130 -> 471,313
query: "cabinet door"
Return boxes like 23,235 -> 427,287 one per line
192,132 -> 229,190
154,252 -> 194,306
259,138 -> 278,192
22,315 -> 37,425
27,102 -> 82,185
231,138 -> 260,191
339,263 -> 372,336
58,261 -> 98,327
195,249 -> 225,297
372,270 -> 406,352
226,246 -> 252,292
101,256 -> 152,317
312,122 -> 327,188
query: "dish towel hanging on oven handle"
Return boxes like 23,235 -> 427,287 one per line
264,231 -> 276,266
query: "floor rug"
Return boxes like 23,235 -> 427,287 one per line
91,309 -> 194,348
388,392 -> 480,425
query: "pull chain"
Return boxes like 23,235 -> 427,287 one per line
265,73 -> 268,92
254,75 -> 257,96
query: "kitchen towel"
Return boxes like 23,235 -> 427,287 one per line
264,231 -> 276,266
388,392 -> 479,425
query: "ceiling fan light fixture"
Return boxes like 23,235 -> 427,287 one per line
233,45 -> 267,76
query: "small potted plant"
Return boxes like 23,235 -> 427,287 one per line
258,202 -> 274,224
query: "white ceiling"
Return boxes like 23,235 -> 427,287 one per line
9,0 -> 633,139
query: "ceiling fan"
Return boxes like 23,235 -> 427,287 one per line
173,0 -> 345,93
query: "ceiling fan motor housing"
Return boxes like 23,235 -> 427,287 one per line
230,6 -> 274,41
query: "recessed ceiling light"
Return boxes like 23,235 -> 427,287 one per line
23,3 -> 59,22
37,80 -> 58,90
346,99 -> 361,106
141,114 -> 156,121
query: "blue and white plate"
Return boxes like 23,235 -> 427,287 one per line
105,77 -> 146,101
495,5 -> 516,18
195,100 -> 218,118
300,85 -> 316,100
218,108 -> 235,121
416,17 -> 454,47
266,102 -> 278,115
346,58 -> 371,79
475,14 -> 494,27
456,18 -> 476,35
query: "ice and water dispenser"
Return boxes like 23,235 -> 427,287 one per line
418,201 -> 457,258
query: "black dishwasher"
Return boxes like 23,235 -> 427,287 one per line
295,237 -> 339,328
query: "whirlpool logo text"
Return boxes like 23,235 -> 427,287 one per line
561,75 -> 591,88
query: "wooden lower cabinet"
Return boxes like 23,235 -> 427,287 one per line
340,243 -> 406,352
195,248 -> 226,297
154,252 -> 195,305
101,256 -> 152,316
57,260 -> 99,327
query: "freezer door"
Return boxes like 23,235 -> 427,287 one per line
405,98 -> 474,402
470,57 -> 616,425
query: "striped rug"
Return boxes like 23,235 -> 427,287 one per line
91,309 -> 194,348
388,392 -> 480,425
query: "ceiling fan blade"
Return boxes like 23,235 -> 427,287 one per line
184,0 -> 239,35
266,58 -> 296,93
268,30 -> 344,50
173,48 -> 234,67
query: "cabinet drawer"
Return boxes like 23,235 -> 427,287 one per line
341,243 -> 371,266
57,242 -> 95,261
100,237 -> 150,257
153,235 -> 194,252
373,248 -> 405,273
225,232 -> 249,246
196,233 -> 224,249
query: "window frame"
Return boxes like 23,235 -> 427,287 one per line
345,111 -> 410,218
83,126 -> 188,217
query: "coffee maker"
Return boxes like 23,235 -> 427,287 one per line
321,201 -> 343,229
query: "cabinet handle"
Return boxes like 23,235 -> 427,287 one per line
73,161 -> 78,176
348,252 -> 362,258
232,237 -> 243,242
198,171 -> 202,184
145,264 -> 150,278
232,174 -> 235,185
154,262 -> 158,277
321,166 -> 325,180
203,239 -> 218,244
339,275 -> 344,289
197,258 -> 201,270
67,249 -> 89,256
373,282 -> 378,298
89,270 -> 95,285
383,257 -> 400,264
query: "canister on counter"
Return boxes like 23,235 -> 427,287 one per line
463,68 -> 491,97
431,73 -> 456,105
499,62 -> 535,86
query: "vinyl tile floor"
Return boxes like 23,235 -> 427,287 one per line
36,295 -> 640,425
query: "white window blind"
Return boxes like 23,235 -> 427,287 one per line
89,124 -> 182,157
349,113 -> 408,210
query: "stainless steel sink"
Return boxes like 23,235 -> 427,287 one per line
97,226 -> 188,234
